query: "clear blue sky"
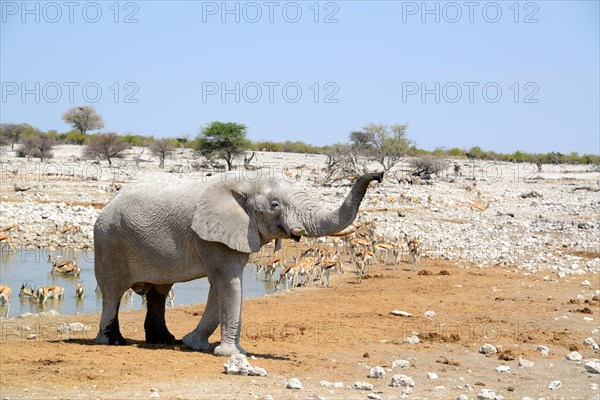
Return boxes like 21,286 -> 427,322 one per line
1,1 -> 598,154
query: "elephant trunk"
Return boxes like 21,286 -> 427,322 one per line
292,172 -> 383,238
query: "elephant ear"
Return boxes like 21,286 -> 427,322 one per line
192,182 -> 261,254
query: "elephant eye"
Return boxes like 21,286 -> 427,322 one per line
270,200 -> 280,210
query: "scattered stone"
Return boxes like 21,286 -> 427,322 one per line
581,280 -> 592,287
424,310 -> 436,317
496,366 -> 510,373
390,310 -> 412,317
479,343 -> 497,355
456,395 -> 469,400
57,322 -> 90,333
149,388 -> 160,398
367,394 -> 381,400
518,357 -> 534,368
584,337 -> 596,345
548,380 -> 562,390
476,389 -> 497,400
319,381 -> 344,388
404,334 -> 420,344
593,343 -> 600,351
521,191 -> 542,198
566,351 -> 582,361
223,354 -> 267,377
427,372 -> 438,380
584,360 -> 600,374
368,366 -> 385,379
286,378 -> 302,390
392,359 -> 410,368
390,374 -> 415,388
26,333 -> 36,340
591,383 -> 599,391
537,345 -> 550,356
352,381 -> 374,391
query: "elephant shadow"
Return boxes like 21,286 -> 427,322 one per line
54,338 -> 291,359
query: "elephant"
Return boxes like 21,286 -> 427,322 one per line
93,170 -> 383,356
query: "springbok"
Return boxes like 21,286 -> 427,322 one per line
1,224 -> 19,233
60,225 -> 81,234
34,285 -> 65,304
0,284 -> 12,317
320,251 -> 344,288
355,259 -> 366,283
470,201 -> 490,215
19,282 -> 36,298
275,262 -> 301,291
166,286 -> 175,307
0,233 -> 14,248
75,282 -> 84,299
404,235 -> 422,272
48,255 -> 80,276
372,241 -> 395,264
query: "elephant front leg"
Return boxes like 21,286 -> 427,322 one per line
214,275 -> 246,357
144,285 -> 175,344
182,285 -> 219,353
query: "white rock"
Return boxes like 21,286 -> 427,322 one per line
476,389 -> 497,400
427,372 -> 438,380
479,343 -> 497,355
26,333 -> 37,340
593,343 -> 600,351
581,280 -> 592,287
584,337 -> 596,345
405,334 -> 420,344
591,383 -> 599,391
584,360 -> 600,374
149,389 -> 160,399
392,359 -> 410,368
537,345 -> 550,356
424,310 -> 436,317
496,365 -> 511,372
548,380 -> 562,390
352,381 -> 374,390
286,378 -> 302,390
390,374 -> 414,388
456,395 -> 469,400
518,357 -> 534,368
390,310 -> 412,317
566,351 -> 582,361
367,394 -> 381,400
57,322 -> 90,333
223,354 -> 267,377
368,366 -> 385,378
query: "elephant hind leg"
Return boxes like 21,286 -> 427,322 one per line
144,284 -> 175,344
97,291 -> 127,345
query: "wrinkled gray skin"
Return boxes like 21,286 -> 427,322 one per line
94,171 -> 383,356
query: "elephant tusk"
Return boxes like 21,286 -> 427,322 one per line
291,227 -> 305,237
329,226 -> 357,237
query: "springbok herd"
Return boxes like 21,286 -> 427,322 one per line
0,211 -> 423,318
253,216 -> 423,291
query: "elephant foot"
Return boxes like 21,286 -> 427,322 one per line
145,327 -> 175,344
182,331 -> 212,353
96,330 -> 127,346
214,342 -> 246,357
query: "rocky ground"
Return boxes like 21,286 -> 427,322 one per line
1,145 -> 599,399
1,257 -> 599,399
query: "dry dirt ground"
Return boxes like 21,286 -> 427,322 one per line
1,255 -> 599,400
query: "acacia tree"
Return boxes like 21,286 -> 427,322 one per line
150,138 -> 177,169
353,123 -> 413,172
194,122 -> 251,171
17,132 -> 57,161
84,132 -> 130,165
62,106 -> 104,135
0,123 -> 29,150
